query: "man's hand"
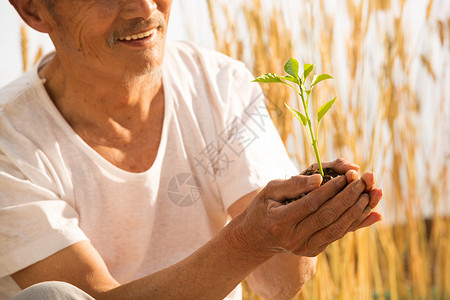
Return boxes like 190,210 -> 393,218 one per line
232,158 -> 382,258
304,158 -> 383,232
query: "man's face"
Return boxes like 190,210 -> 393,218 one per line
46,0 -> 173,79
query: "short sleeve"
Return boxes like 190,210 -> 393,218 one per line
0,153 -> 88,277
214,65 -> 298,210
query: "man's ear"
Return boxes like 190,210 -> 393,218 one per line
9,0 -> 53,33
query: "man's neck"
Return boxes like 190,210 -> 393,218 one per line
39,54 -> 163,129
38,54 -> 166,172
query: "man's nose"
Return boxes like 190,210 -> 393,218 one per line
120,0 -> 157,20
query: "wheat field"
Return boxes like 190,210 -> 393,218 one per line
18,0 -> 449,299
206,0 -> 449,299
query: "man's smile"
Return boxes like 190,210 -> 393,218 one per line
118,28 -> 157,41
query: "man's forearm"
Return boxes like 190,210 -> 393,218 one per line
246,253 -> 317,300
99,215 -> 272,300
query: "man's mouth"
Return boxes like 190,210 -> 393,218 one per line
118,28 -> 157,41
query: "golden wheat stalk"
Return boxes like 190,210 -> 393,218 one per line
20,25 -> 44,72
20,25 -> 28,72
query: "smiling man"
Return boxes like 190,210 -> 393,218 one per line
0,0 -> 382,299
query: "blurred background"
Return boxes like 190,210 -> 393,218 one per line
1,0 -> 449,299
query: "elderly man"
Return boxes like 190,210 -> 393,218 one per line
1,0 -> 382,299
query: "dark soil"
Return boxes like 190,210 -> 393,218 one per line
285,167 -> 341,204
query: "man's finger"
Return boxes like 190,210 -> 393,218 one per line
308,193 -> 369,248
368,188 -> 383,208
350,211 -> 383,231
346,169 -> 359,183
298,179 -> 367,235
261,175 -> 322,203
361,172 -> 375,192
349,188 -> 383,231
287,175 -> 348,216
348,200 -> 372,231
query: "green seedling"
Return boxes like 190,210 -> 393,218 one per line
253,58 -> 336,177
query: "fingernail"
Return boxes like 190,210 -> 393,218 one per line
347,170 -> 358,183
364,206 -> 372,214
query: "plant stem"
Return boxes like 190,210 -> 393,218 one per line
312,139 -> 324,176
298,83 -> 324,177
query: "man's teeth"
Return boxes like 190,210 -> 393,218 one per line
118,29 -> 156,41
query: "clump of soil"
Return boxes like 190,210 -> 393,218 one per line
285,167 -> 340,204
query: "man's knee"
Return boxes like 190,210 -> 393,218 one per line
11,281 -> 95,300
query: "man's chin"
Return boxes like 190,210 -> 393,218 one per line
122,64 -> 163,88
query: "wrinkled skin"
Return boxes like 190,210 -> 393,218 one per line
230,158 -> 382,259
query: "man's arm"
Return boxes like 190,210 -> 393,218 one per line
12,231 -> 266,300
229,189 -> 317,300
228,158 -> 382,300
12,223 -> 271,300
12,158 -> 381,299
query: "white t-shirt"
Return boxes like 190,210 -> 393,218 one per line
0,41 -> 297,299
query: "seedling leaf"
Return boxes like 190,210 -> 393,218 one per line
252,73 -> 283,83
317,97 -> 336,124
302,64 -> 315,81
311,74 -> 333,87
284,58 -> 299,79
280,75 -> 298,84
285,103 -> 307,126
